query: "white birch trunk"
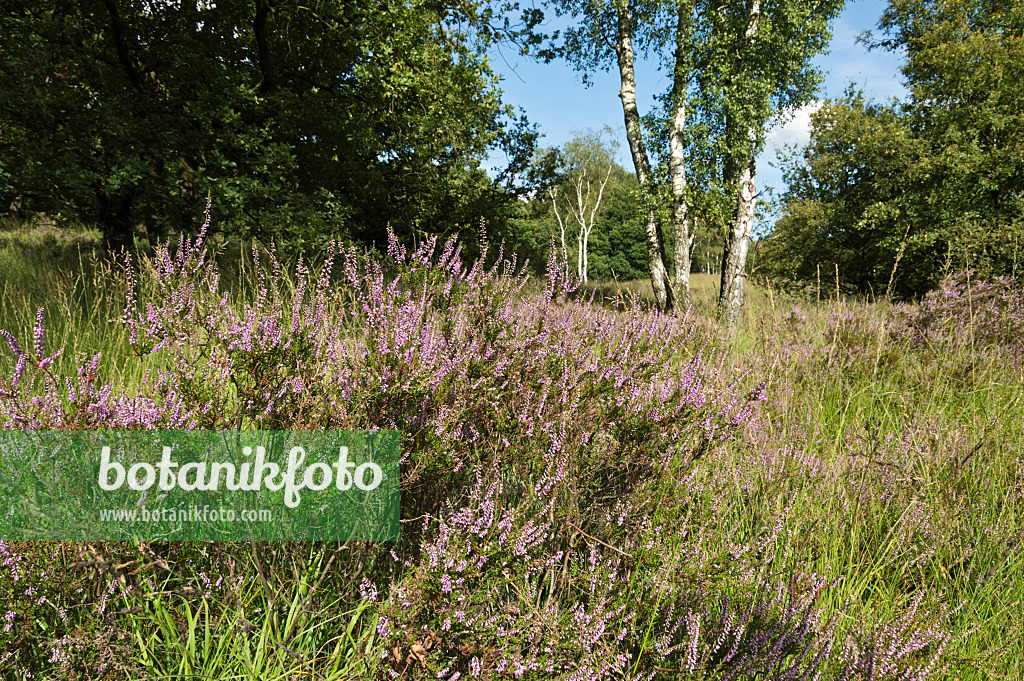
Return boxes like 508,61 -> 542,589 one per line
576,175 -> 586,282
614,0 -> 673,313
572,164 -> 611,285
721,158 -> 755,330
549,187 -> 570,280
583,229 -> 589,283
719,0 -> 761,331
578,225 -> 584,282
669,0 -> 695,312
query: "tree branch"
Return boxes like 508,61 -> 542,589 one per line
98,0 -> 144,93
255,0 -> 276,94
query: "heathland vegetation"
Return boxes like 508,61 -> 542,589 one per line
1,0 -> 1022,679
1,214 -> 1022,679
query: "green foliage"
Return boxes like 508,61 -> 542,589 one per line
0,543 -> 101,678
524,140 -> 652,281
762,0 -> 1024,297
525,127 -> 621,281
543,0 -> 843,304
0,0 -> 540,250
3,238 -> 1024,679
587,175 -> 652,280
760,91 -> 920,294
681,0 -> 846,178
121,550 -> 379,680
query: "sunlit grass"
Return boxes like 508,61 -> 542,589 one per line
1,224 -> 1022,679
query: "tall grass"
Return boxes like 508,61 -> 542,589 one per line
0,221 -> 136,384
1,218 -> 1022,680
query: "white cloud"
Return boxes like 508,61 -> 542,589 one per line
766,101 -> 824,153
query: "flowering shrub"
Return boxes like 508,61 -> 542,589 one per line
0,210 -> 963,679
891,271 -> 1024,354
818,306 -> 908,379
0,541 -> 122,680
782,305 -> 809,333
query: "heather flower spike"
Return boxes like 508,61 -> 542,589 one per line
12,355 -> 26,388
33,308 -> 45,360
0,329 -> 24,359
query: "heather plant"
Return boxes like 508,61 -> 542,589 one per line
891,271 -> 1024,359
781,305 -> 809,334
724,293 -> 1024,679
1,541 -> 80,679
819,306 -> 909,382
2,213 -> 1020,679
379,453 -> 950,681
1,216 -> 775,677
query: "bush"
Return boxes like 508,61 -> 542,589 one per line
0,214 -> 958,679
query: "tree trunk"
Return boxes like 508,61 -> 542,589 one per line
97,192 -> 135,254
576,177 -> 586,283
573,165 -> 610,286
720,154 -> 755,330
670,0 -> 695,312
614,0 -> 674,314
718,0 -> 761,331
577,224 -> 584,282
550,188 -> 569,280
583,227 -> 589,284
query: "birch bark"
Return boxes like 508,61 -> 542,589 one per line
613,0 -> 674,313
572,164 -> 611,284
669,0 -> 695,312
719,0 -> 761,331
549,186 -> 570,280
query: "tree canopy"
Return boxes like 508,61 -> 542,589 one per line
761,0 -> 1024,297
540,0 -> 842,319
525,132 -> 651,282
0,0 -> 541,250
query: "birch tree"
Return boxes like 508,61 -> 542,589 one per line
548,0 -> 676,310
694,0 -> 844,329
562,129 -> 618,283
549,185 -> 571,278
717,1 -> 762,330
530,131 -> 619,283
574,164 -> 613,283
547,0 -> 841,319
613,1 -> 676,310
668,0 -> 696,310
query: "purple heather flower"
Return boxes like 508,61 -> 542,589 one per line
360,577 -> 378,602
32,308 -> 45,359
0,329 -> 23,358
12,354 -> 26,388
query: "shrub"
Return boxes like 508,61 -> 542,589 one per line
0,213 -> 958,679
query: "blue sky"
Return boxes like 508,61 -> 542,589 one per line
486,0 -> 908,228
